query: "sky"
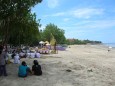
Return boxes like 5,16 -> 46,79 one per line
32,0 -> 115,43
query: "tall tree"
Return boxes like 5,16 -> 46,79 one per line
0,0 -> 42,46
42,23 -> 66,44
8,13 -> 41,46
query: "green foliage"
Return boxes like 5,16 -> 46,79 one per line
41,23 -> 66,44
50,33 -> 56,46
66,39 -> 102,45
8,13 -> 40,46
0,0 -> 42,46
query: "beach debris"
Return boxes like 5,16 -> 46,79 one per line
66,69 -> 72,72
108,49 -> 110,52
87,69 -> 93,72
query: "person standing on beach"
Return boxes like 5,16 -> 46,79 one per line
0,45 -> 8,76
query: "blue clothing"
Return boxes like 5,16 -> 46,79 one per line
18,65 -> 29,77
0,52 -> 7,65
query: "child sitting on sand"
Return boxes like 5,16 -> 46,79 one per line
18,61 -> 31,77
32,60 -> 42,76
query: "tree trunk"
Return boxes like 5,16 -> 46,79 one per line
2,18 -> 9,50
54,42 -> 56,54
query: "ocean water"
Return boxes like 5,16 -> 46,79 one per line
104,43 -> 115,48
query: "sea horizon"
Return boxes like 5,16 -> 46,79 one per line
103,43 -> 115,48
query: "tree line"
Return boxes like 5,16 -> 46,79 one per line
38,23 -> 66,45
0,0 -> 42,47
66,39 -> 102,45
0,0 -> 102,47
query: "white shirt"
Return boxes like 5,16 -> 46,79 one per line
14,54 -> 20,64
19,52 -> 25,57
26,53 -> 30,58
30,53 -> 35,58
35,53 -> 41,58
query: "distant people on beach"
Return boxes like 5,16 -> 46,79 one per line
11,50 -> 16,59
18,61 -> 32,77
30,51 -> 36,58
19,52 -> 25,58
108,46 -> 112,52
14,54 -> 20,64
26,52 -> 31,58
32,60 -> 42,76
0,45 -> 8,76
35,52 -> 41,58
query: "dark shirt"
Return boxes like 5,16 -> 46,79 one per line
32,65 -> 42,75
0,52 -> 7,65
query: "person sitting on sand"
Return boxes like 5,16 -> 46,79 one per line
19,52 -> 25,58
30,51 -> 35,58
35,52 -> 40,58
11,50 -> 16,59
32,60 -> 42,76
14,54 -> 20,64
18,61 -> 31,77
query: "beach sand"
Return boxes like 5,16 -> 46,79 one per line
0,45 -> 115,86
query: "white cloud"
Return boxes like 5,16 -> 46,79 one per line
59,19 -> 115,39
42,12 -> 65,18
59,20 -> 115,31
70,8 -> 104,19
42,8 -> 104,19
75,20 -> 115,29
52,12 -> 65,16
47,0 -> 59,8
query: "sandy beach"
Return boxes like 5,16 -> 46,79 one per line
0,45 -> 115,86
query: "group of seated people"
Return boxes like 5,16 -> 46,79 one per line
10,51 -> 41,64
26,52 -> 41,58
0,45 -> 42,77
12,51 -> 41,59
18,60 -> 42,77
38,48 -> 50,54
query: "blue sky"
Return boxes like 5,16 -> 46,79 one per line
32,0 -> 115,43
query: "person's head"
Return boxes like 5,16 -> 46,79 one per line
33,60 -> 39,65
0,45 -> 4,54
22,61 -> 26,66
